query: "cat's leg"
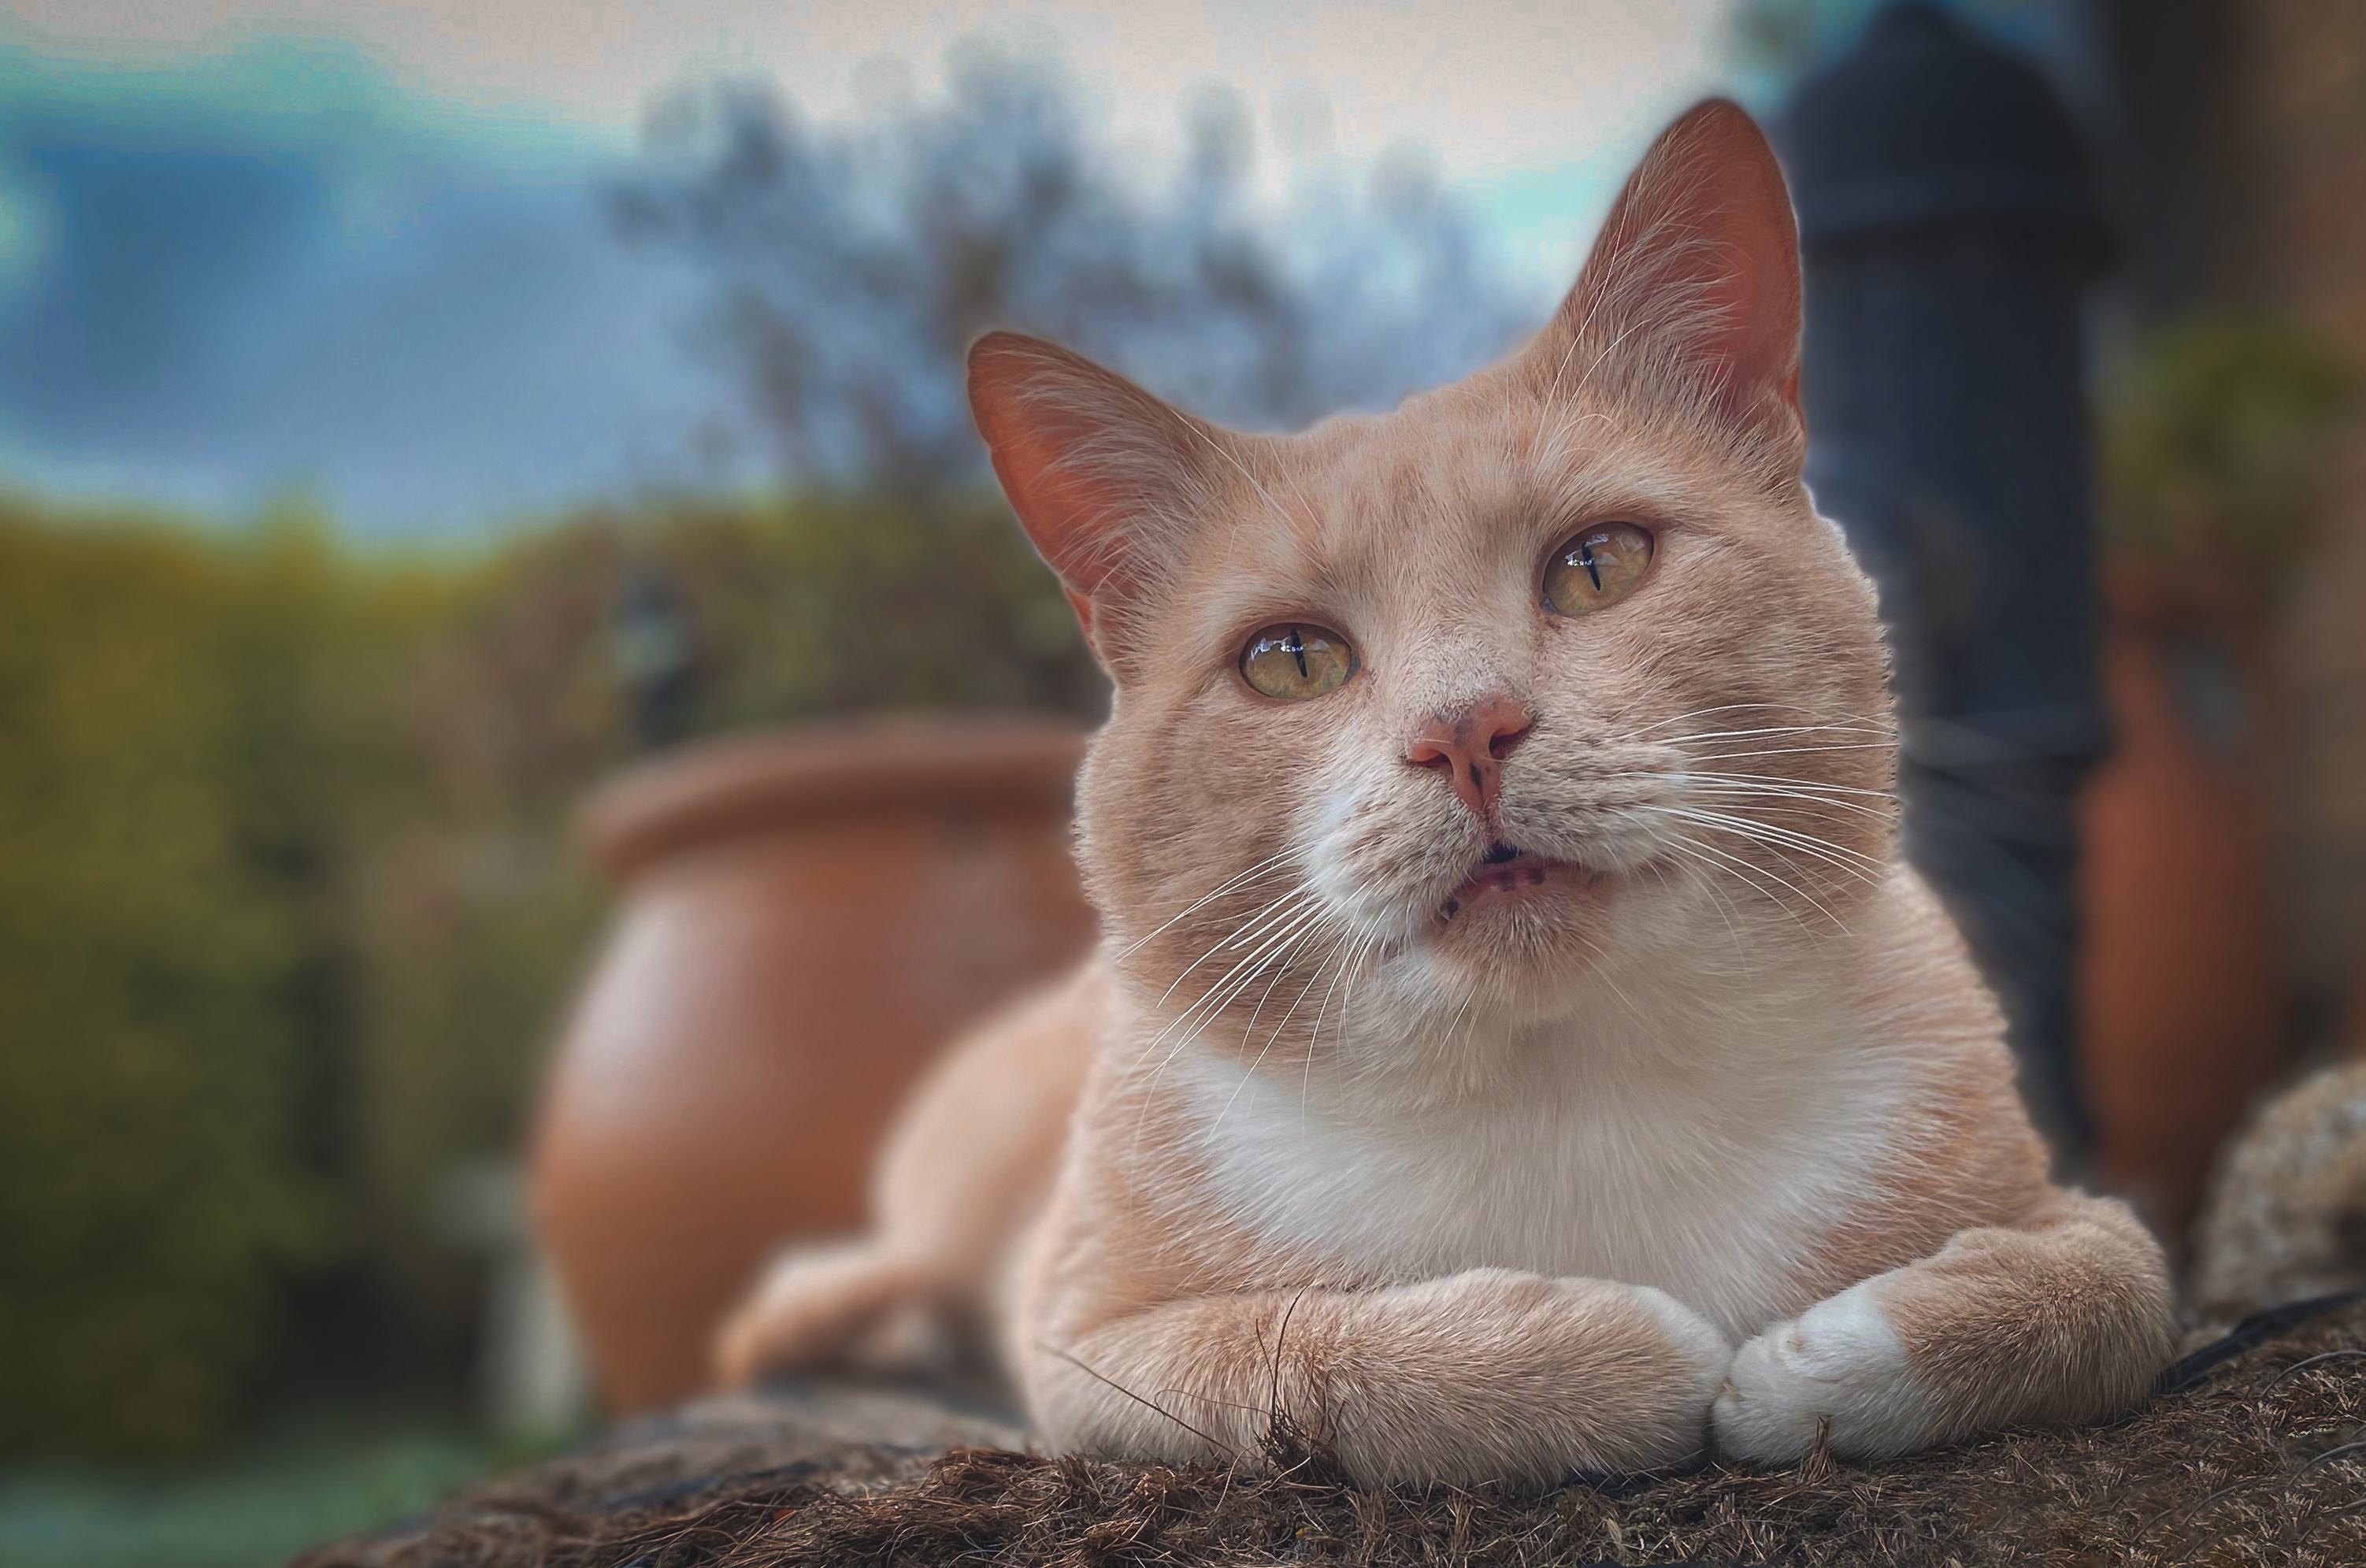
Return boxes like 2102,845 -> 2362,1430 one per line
713,964 -> 1102,1386
1712,1191 -> 2177,1462
1030,1267 -> 1732,1486
714,1240 -> 932,1385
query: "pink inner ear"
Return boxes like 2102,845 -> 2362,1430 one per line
1562,99 -> 1803,431
966,332 -> 1183,636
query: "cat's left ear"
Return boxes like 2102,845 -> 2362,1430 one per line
1538,98 -> 1803,466
968,331 -> 1214,673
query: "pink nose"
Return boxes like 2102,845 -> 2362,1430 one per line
1406,693 -> 1531,821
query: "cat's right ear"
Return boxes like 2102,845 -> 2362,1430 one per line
1537,98 -> 1804,477
968,332 -> 1210,670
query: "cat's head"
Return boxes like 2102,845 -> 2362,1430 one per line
970,101 -> 1895,1073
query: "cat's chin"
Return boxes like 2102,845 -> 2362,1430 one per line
1422,848 -> 1620,981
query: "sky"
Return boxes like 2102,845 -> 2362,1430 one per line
10,2 -> 1728,176
0,0 -> 1741,536
11,1 -> 1740,281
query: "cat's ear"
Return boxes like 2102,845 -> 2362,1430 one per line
968,331 -> 1212,667
1541,98 -> 1803,464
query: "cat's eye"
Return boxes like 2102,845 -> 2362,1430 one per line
1543,521 -> 1655,616
1240,623 -> 1355,702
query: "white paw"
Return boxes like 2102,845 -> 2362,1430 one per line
1633,1284 -> 1736,1414
1711,1279 -> 1939,1462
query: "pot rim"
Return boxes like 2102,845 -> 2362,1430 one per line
578,714 -> 1089,880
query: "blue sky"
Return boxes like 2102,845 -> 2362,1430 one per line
0,2 -> 1749,536
0,34 -> 731,535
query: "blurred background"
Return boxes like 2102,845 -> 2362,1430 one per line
2,1 -> 2361,1562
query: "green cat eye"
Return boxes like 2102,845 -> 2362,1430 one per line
1240,623 -> 1355,702
1544,521 -> 1655,616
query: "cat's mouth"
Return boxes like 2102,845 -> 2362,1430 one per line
1437,842 -> 1591,920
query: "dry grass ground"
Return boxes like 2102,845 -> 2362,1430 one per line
295,1295 -> 2366,1567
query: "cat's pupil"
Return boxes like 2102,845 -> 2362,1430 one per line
1580,542 -> 1602,591
1239,621 -> 1354,700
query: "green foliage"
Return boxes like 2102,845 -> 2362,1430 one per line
0,487 -> 1096,1459
0,513 -> 354,1455
2101,316 -> 2357,590
622,494 -> 1102,728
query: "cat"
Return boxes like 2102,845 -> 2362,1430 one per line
2190,1058 -> 2366,1341
712,98 -> 2177,1485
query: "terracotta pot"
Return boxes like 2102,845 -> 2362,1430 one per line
530,715 -> 1097,1414
2079,565 -> 2286,1239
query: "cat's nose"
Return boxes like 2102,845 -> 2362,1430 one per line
1406,693 -> 1531,821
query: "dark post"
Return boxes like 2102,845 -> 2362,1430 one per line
610,568 -> 695,751
1777,2 -> 2111,1166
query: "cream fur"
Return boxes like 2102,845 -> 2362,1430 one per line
713,98 -> 2178,1485
1715,1277 -> 1938,1461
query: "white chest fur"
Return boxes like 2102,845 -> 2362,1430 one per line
1168,1018 -> 1908,1343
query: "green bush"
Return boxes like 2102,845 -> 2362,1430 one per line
0,489 -> 1096,1458
2101,315 -> 2357,590
0,513 -> 348,1455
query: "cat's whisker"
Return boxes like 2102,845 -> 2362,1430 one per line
1128,906 -> 1329,1156
1128,905 -> 1322,1106
1213,924 -> 1353,1131
1680,741 -> 1894,764
1671,769 -> 1894,800
1306,928 -> 1381,1127
1677,783 -> 1895,822
1231,914 -> 1344,1062
1443,978 -> 1483,1069
1600,767 -> 1899,817
1150,897 -> 1334,1052
1164,932 -> 1338,1132
1127,910 -> 1326,1170
1656,721 -> 1892,746
1659,828 -> 1852,937
1663,806 -> 1887,885
1608,761 -> 1898,861
1629,702 -> 1852,737
1151,881 -> 1319,1011
1118,854 -> 1296,960
1661,835 -> 1832,940
1614,786 -> 1894,833
1677,849 -> 1751,953
1322,929 -> 1379,1055
1585,943 -> 1648,1035
1151,929 -> 1317,1065
1246,922 -> 1355,1067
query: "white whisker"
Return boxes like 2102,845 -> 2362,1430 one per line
1118,853 -> 1294,959
1659,828 -> 1851,936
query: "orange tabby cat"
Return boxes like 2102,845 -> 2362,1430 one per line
714,100 -> 2175,1484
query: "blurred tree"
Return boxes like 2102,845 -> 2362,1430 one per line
613,46 -> 1531,499
2101,316 -> 2357,594
0,513 -> 350,1455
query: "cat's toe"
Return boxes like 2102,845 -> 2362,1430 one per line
1711,1279 -> 1938,1463
1632,1284 -> 1734,1416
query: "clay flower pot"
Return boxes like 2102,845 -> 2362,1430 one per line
530,715 -> 1097,1414
2079,565 -> 2285,1239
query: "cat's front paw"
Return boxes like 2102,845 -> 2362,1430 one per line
1711,1278 -> 1939,1462
1633,1284 -> 1734,1416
